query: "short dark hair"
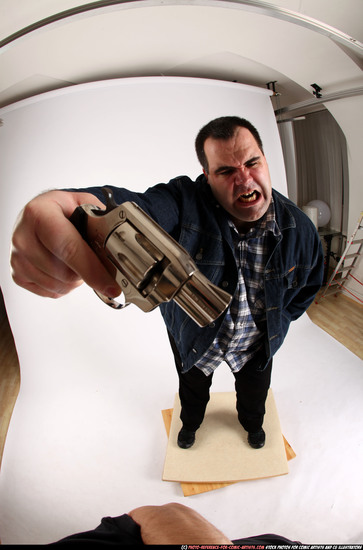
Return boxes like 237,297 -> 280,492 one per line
195,116 -> 264,173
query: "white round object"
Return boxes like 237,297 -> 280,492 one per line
307,200 -> 331,227
302,206 -> 318,229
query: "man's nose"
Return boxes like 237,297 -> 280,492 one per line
234,166 -> 252,184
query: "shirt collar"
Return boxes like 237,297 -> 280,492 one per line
228,198 -> 280,239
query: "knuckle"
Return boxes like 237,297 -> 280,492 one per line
22,199 -> 40,227
11,271 -> 24,287
11,230 -> 26,255
10,251 -> 25,279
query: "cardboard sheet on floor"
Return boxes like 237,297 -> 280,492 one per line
162,390 -> 289,485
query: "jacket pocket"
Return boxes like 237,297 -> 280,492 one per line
179,225 -> 225,284
283,265 -> 310,289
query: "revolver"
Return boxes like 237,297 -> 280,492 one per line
70,188 -> 232,327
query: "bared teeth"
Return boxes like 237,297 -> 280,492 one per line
239,191 -> 258,203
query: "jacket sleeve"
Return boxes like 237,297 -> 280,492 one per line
50,514 -> 143,545
67,177 -> 191,240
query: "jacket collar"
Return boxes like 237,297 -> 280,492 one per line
272,189 -> 297,232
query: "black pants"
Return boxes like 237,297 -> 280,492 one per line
168,332 -> 272,434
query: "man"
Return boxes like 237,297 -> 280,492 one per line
11,116 -> 324,451
51,501 -> 301,545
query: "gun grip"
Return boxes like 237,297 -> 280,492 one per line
69,206 -> 89,240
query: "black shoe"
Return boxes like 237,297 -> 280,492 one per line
248,428 -> 265,449
177,427 -> 196,449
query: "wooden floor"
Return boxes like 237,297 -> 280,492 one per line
0,290 -> 362,468
0,310 -> 21,469
307,290 -> 363,360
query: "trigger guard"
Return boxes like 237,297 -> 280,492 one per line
94,290 -> 130,310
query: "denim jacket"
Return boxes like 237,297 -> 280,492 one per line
86,175 -> 324,373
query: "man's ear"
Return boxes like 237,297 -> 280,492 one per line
203,169 -> 209,181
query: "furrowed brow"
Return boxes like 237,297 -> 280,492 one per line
214,165 -> 235,175
214,155 -> 262,175
245,155 -> 261,166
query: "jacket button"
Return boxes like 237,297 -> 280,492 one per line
209,322 -> 215,328
222,281 -> 228,288
192,348 -> 198,354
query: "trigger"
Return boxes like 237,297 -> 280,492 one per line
94,289 -> 129,310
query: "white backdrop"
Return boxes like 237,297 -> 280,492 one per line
0,77 -> 362,545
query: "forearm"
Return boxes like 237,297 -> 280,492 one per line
129,503 -> 232,545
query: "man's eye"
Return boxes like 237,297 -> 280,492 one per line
219,169 -> 234,176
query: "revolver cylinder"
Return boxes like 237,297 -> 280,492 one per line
71,189 -> 232,327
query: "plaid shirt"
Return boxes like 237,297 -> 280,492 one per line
195,200 -> 280,376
